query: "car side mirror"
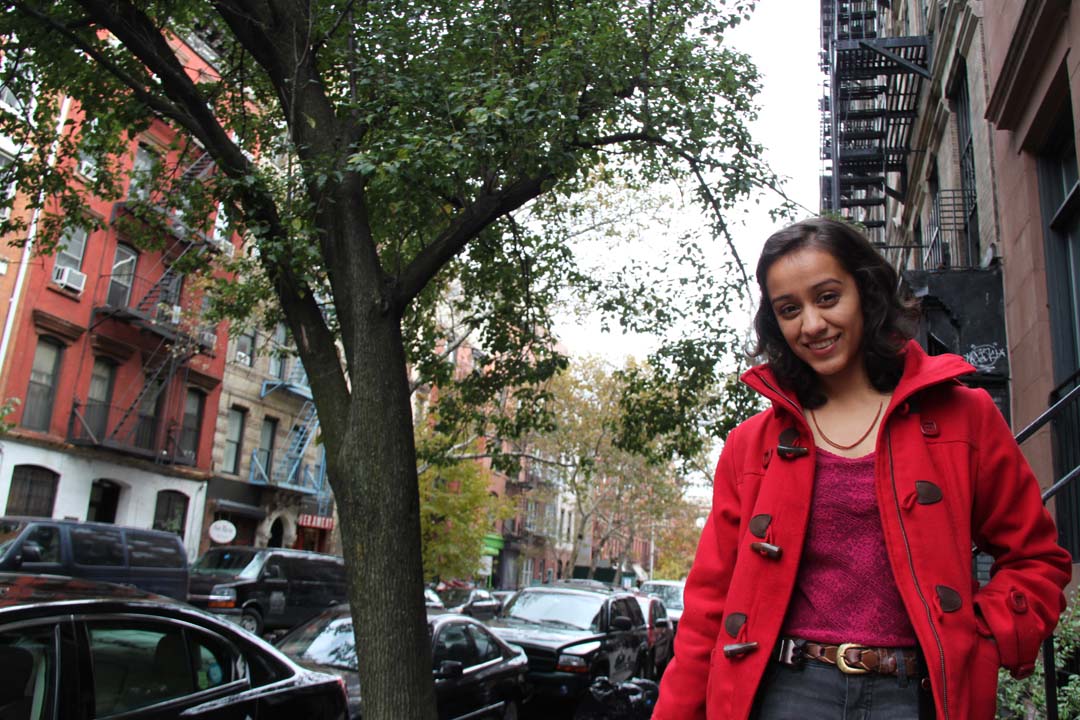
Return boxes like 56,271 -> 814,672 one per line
655,618 -> 670,629
610,616 -> 632,632
20,542 -> 42,563
434,660 -> 464,679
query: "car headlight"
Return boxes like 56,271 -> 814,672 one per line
555,653 -> 589,673
208,586 -> 237,608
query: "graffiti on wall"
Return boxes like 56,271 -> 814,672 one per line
964,343 -> 1007,373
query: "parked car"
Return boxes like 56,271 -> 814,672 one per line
277,605 -> 529,719
486,585 -> 649,701
439,587 -> 501,619
0,572 -> 348,719
188,546 -> 347,635
425,587 -> 445,609
631,594 -> 674,679
638,580 -> 684,632
0,516 -> 188,599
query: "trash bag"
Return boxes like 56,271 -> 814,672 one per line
573,676 -> 660,719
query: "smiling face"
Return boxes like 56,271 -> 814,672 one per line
765,245 -> 866,388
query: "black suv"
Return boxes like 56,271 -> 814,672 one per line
486,583 -> 649,700
188,546 -> 347,635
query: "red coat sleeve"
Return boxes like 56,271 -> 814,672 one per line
652,424 -> 745,720
969,389 -> 1072,679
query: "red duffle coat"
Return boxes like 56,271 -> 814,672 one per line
653,342 -> 1072,720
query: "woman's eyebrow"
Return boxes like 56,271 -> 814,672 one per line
770,277 -> 844,304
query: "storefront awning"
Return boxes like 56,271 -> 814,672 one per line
214,499 -> 267,520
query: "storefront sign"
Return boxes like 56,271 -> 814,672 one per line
208,519 -> 237,544
298,513 -> 334,530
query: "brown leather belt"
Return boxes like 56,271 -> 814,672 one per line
777,637 -> 922,677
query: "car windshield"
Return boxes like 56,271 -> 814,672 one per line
279,610 -> 357,671
641,583 -> 684,610
441,589 -> 472,607
0,521 -> 26,557
191,549 -> 263,579
503,591 -> 604,632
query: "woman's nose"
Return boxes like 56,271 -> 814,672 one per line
802,307 -> 827,335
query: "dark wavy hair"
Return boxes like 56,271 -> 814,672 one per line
750,217 -> 919,408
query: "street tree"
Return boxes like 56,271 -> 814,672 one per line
0,2 -> 772,717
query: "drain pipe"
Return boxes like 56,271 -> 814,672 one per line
0,95 -> 73,379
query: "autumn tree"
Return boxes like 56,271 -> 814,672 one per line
0,2 -> 772,717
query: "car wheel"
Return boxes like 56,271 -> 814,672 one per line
239,608 -> 263,635
500,698 -> 519,720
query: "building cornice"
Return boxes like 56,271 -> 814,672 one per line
31,309 -> 85,346
985,0 -> 1070,129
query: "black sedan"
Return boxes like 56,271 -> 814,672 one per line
277,605 -> 529,719
486,585 -> 649,702
0,572 -> 348,719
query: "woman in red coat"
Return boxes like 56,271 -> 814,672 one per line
652,218 -> 1071,719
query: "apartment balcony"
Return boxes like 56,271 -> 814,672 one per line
922,188 -> 980,270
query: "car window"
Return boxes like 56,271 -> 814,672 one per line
313,559 -> 345,584
502,590 -> 604,632
655,603 -> 667,621
0,519 -> 27,556
474,590 -> 492,601
284,556 -> 314,581
191,548 -> 262,578
71,526 -> 125,566
278,611 -> 357,671
263,556 -> 287,580
86,622 -> 247,716
0,625 -> 56,720
22,525 -> 61,563
433,623 -> 478,668
127,532 -> 185,568
465,624 -> 501,663
624,598 -> 645,626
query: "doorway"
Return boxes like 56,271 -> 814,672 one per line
87,479 -> 120,523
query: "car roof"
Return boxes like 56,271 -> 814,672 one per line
0,572 -> 177,610
516,584 -> 626,600
641,580 -> 685,587
0,516 -> 181,538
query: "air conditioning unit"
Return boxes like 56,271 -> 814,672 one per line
235,350 -> 251,366
52,265 -> 87,293
198,329 -> 217,350
208,235 -> 235,258
169,304 -> 182,324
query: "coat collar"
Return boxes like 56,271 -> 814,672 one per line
740,340 -> 976,420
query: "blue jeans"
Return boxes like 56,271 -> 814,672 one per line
752,659 -> 923,719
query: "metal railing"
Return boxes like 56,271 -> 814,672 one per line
1014,369 -> 1080,720
924,189 -> 978,269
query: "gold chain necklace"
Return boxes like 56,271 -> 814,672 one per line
809,401 -> 884,451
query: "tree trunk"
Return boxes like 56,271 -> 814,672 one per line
325,315 -> 436,720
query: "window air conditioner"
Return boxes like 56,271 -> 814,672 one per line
235,350 -> 251,365
52,265 -> 87,293
198,329 -> 217,350
169,304 -> 182,324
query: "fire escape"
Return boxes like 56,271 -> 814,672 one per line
257,359 -> 332,515
820,0 -> 929,244
67,150 -> 228,463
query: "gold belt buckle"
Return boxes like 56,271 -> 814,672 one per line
835,643 -> 870,674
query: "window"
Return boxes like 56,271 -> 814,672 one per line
1039,105 -> 1080,558
85,358 -> 115,440
134,378 -> 164,450
949,58 -> 980,263
234,330 -> 255,367
433,623 -> 478,667
255,417 -> 277,479
268,323 -> 288,379
153,490 -> 188,539
76,117 -> 98,180
178,389 -> 204,462
71,526 -> 125,566
127,143 -> 158,201
54,226 -> 87,271
19,524 -> 60,563
0,152 -> 15,221
223,408 -> 246,474
22,338 -> 62,432
465,625 -> 502,663
5,466 -> 58,517
106,244 -> 137,308
0,626 -> 57,718
127,531 -> 186,568
86,622 -> 246,716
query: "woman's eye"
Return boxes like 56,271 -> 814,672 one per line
776,304 -> 799,318
818,292 -> 839,306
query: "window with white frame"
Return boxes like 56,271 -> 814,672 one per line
268,323 -> 288,379
106,244 -> 137,307
127,143 -> 158,201
234,330 -> 255,367
223,407 -> 246,475
55,225 -> 88,270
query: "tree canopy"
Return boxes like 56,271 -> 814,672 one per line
0,2 -> 775,717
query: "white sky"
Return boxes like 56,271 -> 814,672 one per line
555,1 -> 823,361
